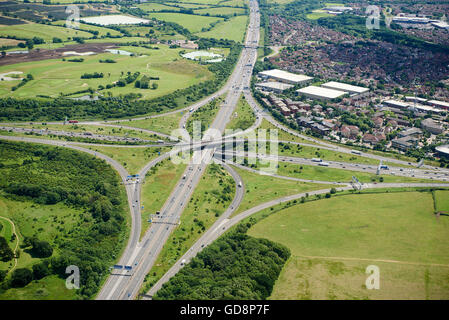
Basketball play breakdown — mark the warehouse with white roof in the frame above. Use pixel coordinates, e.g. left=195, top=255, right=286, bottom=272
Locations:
left=321, top=81, right=369, bottom=97
left=258, top=69, right=313, bottom=85
left=297, top=86, right=348, bottom=100
left=255, top=81, right=294, bottom=93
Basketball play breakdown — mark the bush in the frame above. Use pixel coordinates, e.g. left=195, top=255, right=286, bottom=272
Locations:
left=32, top=262, right=50, bottom=280
left=10, top=268, right=33, bottom=288
left=0, top=236, right=14, bottom=262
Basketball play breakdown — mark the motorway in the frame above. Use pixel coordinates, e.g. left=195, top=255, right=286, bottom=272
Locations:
left=95, top=0, right=261, bottom=300
left=1, top=0, right=449, bottom=301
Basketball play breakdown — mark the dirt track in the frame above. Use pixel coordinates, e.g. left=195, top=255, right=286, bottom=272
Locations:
left=0, top=42, right=119, bottom=66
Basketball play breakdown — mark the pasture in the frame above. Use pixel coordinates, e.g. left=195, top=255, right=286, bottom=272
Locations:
left=248, top=192, right=449, bottom=299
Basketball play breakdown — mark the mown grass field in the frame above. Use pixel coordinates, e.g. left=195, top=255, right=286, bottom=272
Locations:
left=194, top=6, right=246, bottom=16
left=125, top=112, right=184, bottom=136
left=147, top=12, right=224, bottom=33
left=140, top=163, right=235, bottom=293
left=85, top=145, right=169, bottom=175
left=226, top=95, right=256, bottom=131
left=434, top=190, right=449, bottom=212
left=231, top=165, right=330, bottom=216
left=0, top=44, right=213, bottom=99
left=140, top=159, right=187, bottom=239
left=51, top=20, right=122, bottom=37
left=196, top=15, right=248, bottom=42
left=248, top=192, right=449, bottom=299
left=0, top=23, right=92, bottom=41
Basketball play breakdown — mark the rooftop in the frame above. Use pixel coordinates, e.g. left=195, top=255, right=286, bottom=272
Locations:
left=255, top=81, right=294, bottom=91
left=259, top=69, right=313, bottom=83
left=436, top=145, right=449, bottom=156
left=297, top=86, right=348, bottom=99
left=321, top=81, right=369, bottom=94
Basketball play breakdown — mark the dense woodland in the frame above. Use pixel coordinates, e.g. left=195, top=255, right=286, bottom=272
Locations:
left=153, top=224, right=290, bottom=300
left=0, top=141, right=128, bottom=299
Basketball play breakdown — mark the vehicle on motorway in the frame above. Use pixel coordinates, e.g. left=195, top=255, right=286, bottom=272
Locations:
left=189, top=108, right=194, bottom=112
left=238, top=182, right=242, bottom=187
left=68, top=120, right=78, bottom=123
left=351, top=149, right=362, bottom=155
left=380, top=165, right=389, bottom=170
left=182, top=175, right=186, bottom=180
left=312, top=158, right=322, bottom=162
left=180, top=259, right=186, bottom=266
left=318, top=162, right=330, bottom=166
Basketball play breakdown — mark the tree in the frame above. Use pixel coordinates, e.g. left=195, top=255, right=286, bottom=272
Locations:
left=32, top=262, right=50, bottom=280
left=10, top=268, right=33, bottom=288
left=152, top=83, right=158, bottom=90
left=0, top=236, right=14, bottom=262
left=30, top=239, right=53, bottom=258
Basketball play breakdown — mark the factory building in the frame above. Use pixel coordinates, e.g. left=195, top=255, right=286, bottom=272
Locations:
left=296, top=86, right=348, bottom=101
left=258, top=69, right=313, bottom=86
left=321, top=81, right=369, bottom=98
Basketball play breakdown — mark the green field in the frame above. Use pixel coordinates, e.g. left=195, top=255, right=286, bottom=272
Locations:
left=85, top=145, right=169, bottom=175
left=434, top=190, right=449, bottom=212
left=194, top=6, right=246, bottom=16
left=186, top=95, right=223, bottom=137
left=248, top=192, right=449, bottom=299
left=0, top=45, right=213, bottom=99
left=196, top=15, right=248, bottom=42
left=124, top=112, right=184, bottom=136
left=306, top=11, right=333, bottom=20
left=141, top=163, right=235, bottom=293
left=0, top=23, right=92, bottom=41
left=148, top=12, right=224, bottom=33
left=140, top=159, right=187, bottom=239
left=231, top=165, right=329, bottom=216
left=52, top=21, right=122, bottom=37
left=226, top=95, right=256, bottom=131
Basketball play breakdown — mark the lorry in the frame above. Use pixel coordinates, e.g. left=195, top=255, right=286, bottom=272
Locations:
left=318, top=162, right=330, bottom=166
left=380, top=165, right=389, bottom=170
left=312, top=158, right=322, bottom=162
left=68, top=120, right=78, bottom=124
left=351, top=149, right=361, bottom=155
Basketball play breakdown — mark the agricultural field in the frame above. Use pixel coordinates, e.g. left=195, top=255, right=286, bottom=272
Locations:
left=0, top=44, right=213, bottom=99
left=248, top=192, right=449, bottom=299
left=141, top=163, right=235, bottom=293
left=434, top=190, right=449, bottom=212
left=196, top=15, right=248, bottom=42
left=0, top=23, right=92, bottom=41
left=51, top=20, right=122, bottom=37
left=194, top=6, right=246, bottom=16
left=147, top=12, right=224, bottom=33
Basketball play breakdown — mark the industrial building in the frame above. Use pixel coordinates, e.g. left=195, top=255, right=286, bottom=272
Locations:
left=297, top=86, right=348, bottom=101
left=427, top=100, right=449, bottom=110
left=258, top=69, right=313, bottom=86
left=255, top=81, right=294, bottom=93
left=383, top=100, right=410, bottom=109
left=321, top=81, right=369, bottom=98
left=436, top=145, right=449, bottom=158
left=421, top=118, right=444, bottom=135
